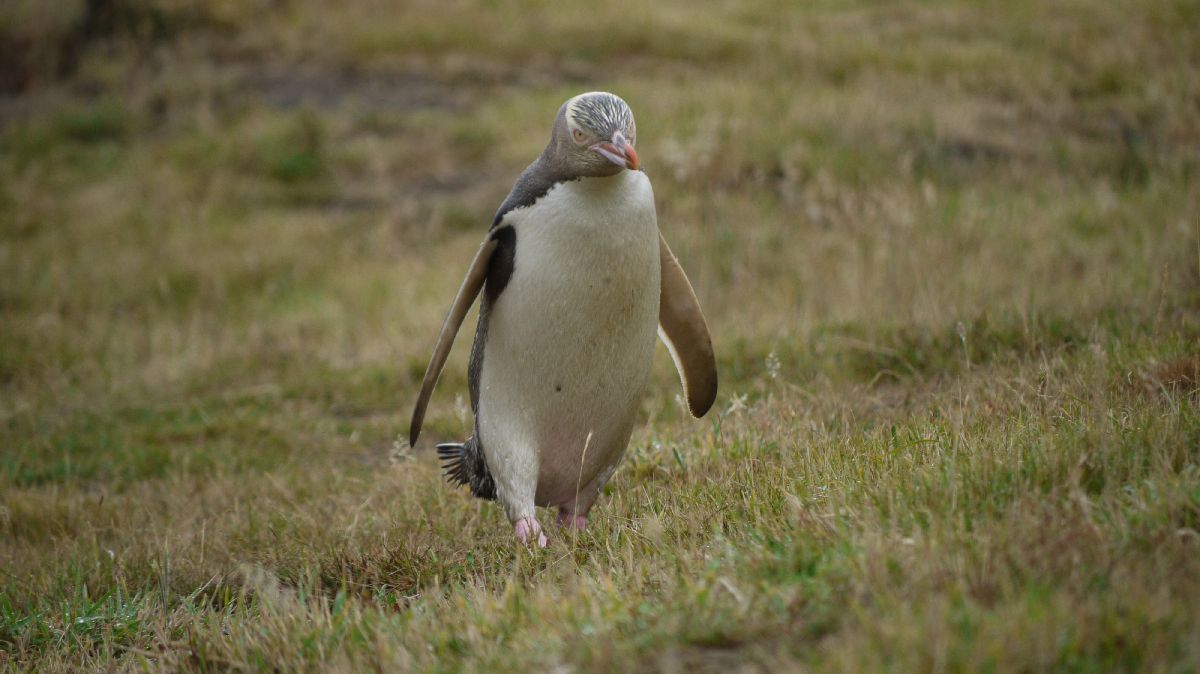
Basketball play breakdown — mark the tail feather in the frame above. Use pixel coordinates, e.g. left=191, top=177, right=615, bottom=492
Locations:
left=436, top=436, right=496, bottom=501
left=436, top=442, right=472, bottom=487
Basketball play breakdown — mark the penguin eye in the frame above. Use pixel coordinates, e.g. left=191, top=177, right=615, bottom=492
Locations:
left=571, top=128, right=588, bottom=144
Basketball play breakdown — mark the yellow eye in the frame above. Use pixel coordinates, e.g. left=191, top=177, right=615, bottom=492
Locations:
left=571, top=128, right=587, bottom=143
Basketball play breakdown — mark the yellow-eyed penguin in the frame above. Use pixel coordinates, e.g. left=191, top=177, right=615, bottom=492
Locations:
left=409, top=92, right=717, bottom=547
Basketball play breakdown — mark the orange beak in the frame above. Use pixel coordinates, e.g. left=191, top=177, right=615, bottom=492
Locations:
left=590, top=130, right=640, bottom=171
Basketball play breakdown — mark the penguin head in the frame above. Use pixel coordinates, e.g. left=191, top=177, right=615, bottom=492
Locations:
left=545, top=91, right=639, bottom=178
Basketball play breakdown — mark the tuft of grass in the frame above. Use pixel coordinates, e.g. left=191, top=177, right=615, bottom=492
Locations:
left=55, top=100, right=134, bottom=143
left=254, top=112, right=326, bottom=184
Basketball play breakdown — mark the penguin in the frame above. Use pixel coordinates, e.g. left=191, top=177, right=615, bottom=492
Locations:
left=409, top=92, right=717, bottom=547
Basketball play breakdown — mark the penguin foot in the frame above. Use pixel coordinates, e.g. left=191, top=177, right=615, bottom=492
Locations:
left=514, top=517, right=548, bottom=548
left=556, top=508, right=588, bottom=530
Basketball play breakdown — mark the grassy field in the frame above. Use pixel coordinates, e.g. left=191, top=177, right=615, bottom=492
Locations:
left=2, top=0, right=1199, bottom=670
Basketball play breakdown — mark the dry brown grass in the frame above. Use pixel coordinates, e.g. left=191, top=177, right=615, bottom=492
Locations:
left=2, top=0, right=1199, bottom=670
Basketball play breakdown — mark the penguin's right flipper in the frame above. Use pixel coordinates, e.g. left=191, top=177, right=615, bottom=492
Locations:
left=409, top=234, right=499, bottom=447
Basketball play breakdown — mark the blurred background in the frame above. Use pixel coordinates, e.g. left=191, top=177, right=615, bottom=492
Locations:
left=2, top=0, right=1198, bottom=490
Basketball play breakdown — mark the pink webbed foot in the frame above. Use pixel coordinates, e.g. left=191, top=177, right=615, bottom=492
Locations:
left=556, top=508, right=588, bottom=530
left=514, top=517, right=548, bottom=548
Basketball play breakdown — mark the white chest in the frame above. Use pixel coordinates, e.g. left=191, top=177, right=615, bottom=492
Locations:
left=496, top=170, right=660, bottom=355
left=503, top=170, right=659, bottom=295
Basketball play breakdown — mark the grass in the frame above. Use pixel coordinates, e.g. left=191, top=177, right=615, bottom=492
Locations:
left=1, top=0, right=1199, bottom=670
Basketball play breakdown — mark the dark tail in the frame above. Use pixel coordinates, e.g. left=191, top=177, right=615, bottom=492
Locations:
left=436, top=436, right=496, bottom=501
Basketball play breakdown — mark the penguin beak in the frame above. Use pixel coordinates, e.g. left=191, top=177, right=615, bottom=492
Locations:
left=590, top=130, right=640, bottom=171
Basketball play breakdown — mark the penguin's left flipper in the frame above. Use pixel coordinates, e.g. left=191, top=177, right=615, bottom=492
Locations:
left=657, top=232, right=718, bottom=418
left=409, top=233, right=499, bottom=447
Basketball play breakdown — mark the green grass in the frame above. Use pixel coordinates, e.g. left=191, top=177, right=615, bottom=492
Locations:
left=2, top=0, right=1199, bottom=670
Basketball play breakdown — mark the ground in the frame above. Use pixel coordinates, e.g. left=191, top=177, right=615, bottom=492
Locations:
left=1, top=0, right=1199, bottom=671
